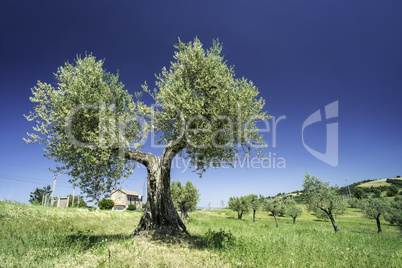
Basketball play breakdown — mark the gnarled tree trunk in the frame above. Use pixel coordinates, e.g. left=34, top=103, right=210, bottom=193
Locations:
left=127, top=147, right=188, bottom=236
left=375, top=216, right=382, bottom=233
left=274, top=213, right=279, bottom=229
left=321, top=207, right=339, bottom=233
left=238, top=211, right=243, bottom=220
left=180, top=204, right=189, bottom=220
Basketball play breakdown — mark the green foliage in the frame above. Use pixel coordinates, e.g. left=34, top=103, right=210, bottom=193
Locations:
left=228, top=196, right=250, bottom=219
left=201, top=228, right=235, bottom=249
left=148, top=38, right=269, bottom=175
left=284, top=199, right=303, bottom=223
left=127, top=204, right=137, bottom=211
left=246, top=194, right=262, bottom=223
left=29, top=185, right=52, bottom=204
left=386, top=185, right=399, bottom=197
left=386, top=178, right=402, bottom=187
left=170, top=180, right=200, bottom=219
left=24, top=54, right=150, bottom=202
left=303, top=173, right=347, bottom=218
left=246, top=194, right=262, bottom=212
left=263, top=197, right=284, bottom=228
left=263, top=197, right=284, bottom=216
left=353, top=187, right=366, bottom=199
left=347, top=199, right=359, bottom=209
left=98, top=199, right=114, bottom=210
left=361, top=198, right=389, bottom=219
left=142, top=202, right=147, bottom=209
left=373, top=188, right=382, bottom=198
left=384, top=196, right=402, bottom=226
left=360, top=198, right=390, bottom=233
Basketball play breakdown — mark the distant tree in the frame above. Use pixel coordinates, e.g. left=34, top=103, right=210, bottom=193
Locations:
left=361, top=198, right=390, bottom=233
left=303, top=173, right=347, bottom=233
left=263, top=197, right=284, bottom=229
left=386, top=185, right=399, bottom=197
left=246, top=194, right=262, bottom=224
left=98, top=199, right=114, bottom=210
left=78, top=198, right=87, bottom=208
left=396, top=175, right=400, bottom=178
left=384, top=196, right=402, bottom=227
left=67, top=194, right=87, bottom=207
left=170, top=180, right=200, bottom=220
left=284, top=199, right=303, bottom=224
left=29, top=185, right=52, bottom=205
left=372, top=188, right=381, bottom=198
left=353, top=187, right=366, bottom=199
left=228, top=196, right=250, bottom=220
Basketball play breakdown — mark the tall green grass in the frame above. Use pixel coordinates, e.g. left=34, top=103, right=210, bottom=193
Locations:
left=0, top=200, right=400, bottom=267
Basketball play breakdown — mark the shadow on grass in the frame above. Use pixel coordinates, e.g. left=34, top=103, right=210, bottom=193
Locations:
left=60, top=232, right=132, bottom=250
left=189, top=228, right=236, bottom=250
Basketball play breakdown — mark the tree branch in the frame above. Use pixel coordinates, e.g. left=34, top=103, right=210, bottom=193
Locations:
left=124, top=150, right=156, bottom=168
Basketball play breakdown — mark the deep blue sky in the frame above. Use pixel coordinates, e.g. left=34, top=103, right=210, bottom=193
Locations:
left=1, top=0, right=401, bottom=207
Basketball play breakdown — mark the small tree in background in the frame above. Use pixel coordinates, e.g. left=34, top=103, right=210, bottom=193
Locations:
left=284, top=199, right=303, bottom=224
left=386, top=185, right=399, bottom=197
left=228, top=196, right=250, bottom=220
left=98, top=199, right=114, bottom=210
left=170, top=180, right=200, bottom=220
left=353, top=187, right=366, bottom=199
left=246, top=194, right=262, bottom=224
left=361, top=198, right=390, bottom=233
left=384, top=196, right=402, bottom=227
left=29, top=185, right=52, bottom=205
left=303, top=173, right=347, bottom=233
left=373, top=188, right=382, bottom=198
left=263, top=197, right=283, bottom=229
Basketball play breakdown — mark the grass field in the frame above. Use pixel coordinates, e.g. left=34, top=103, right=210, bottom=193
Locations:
left=0, top=201, right=401, bottom=267
left=358, top=178, right=402, bottom=188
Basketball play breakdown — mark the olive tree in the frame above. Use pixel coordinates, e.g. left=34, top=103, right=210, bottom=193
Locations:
left=361, top=198, right=390, bottom=233
left=384, top=196, right=402, bottom=227
left=24, top=38, right=268, bottom=236
left=171, top=180, right=200, bottom=220
left=284, top=198, right=303, bottom=224
left=263, top=197, right=283, bottom=229
left=228, top=196, right=250, bottom=220
left=303, top=173, right=347, bottom=233
left=29, top=185, right=52, bottom=205
left=246, top=194, right=262, bottom=224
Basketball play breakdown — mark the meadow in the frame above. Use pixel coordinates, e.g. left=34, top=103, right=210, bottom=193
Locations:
left=0, top=200, right=400, bottom=267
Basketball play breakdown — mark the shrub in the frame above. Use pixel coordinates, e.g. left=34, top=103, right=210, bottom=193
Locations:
left=373, top=188, right=382, bottom=198
left=142, top=202, right=147, bottom=209
left=127, top=204, right=136, bottom=211
left=386, top=185, right=399, bottom=197
left=98, top=199, right=114, bottom=210
left=348, top=199, right=363, bottom=209
left=203, top=228, right=235, bottom=249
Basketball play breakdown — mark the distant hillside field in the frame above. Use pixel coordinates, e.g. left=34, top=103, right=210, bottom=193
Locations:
left=357, top=178, right=402, bottom=188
